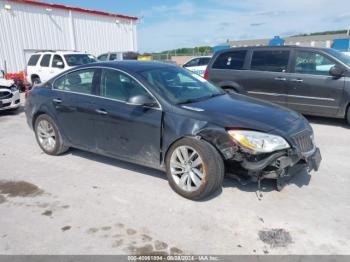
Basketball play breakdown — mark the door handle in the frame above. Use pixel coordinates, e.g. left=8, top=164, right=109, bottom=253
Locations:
left=52, top=98, right=62, bottom=104
left=95, top=109, right=108, bottom=115
left=274, top=77, right=287, bottom=81
left=290, top=79, right=304, bottom=83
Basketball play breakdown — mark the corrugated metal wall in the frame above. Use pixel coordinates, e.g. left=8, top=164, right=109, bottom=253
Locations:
left=0, top=0, right=137, bottom=72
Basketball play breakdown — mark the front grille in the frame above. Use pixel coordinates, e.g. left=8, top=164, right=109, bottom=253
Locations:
left=293, top=131, right=314, bottom=153
left=0, top=102, right=11, bottom=108
left=0, top=91, right=12, bottom=99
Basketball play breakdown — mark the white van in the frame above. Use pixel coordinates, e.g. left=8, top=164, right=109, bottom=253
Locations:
left=26, top=51, right=97, bottom=84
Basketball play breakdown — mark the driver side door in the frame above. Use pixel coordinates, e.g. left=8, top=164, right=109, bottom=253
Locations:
left=287, top=49, right=345, bottom=116
left=92, top=68, right=163, bottom=168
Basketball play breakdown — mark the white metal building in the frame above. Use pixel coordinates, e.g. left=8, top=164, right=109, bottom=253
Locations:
left=0, top=0, right=138, bottom=73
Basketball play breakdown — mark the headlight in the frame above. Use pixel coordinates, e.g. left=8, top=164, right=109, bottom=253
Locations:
left=228, top=130, right=290, bottom=154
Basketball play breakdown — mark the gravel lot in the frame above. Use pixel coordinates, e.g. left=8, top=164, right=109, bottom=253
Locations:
left=0, top=97, right=350, bottom=255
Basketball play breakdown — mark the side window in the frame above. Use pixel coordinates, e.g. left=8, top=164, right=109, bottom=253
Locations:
left=28, top=55, right=40, bottom=66
left=109, top=53, right=117, bottom=61
left=40, top=54, right=51, bottom=67
left=294, top=51, right=336, bottom=75
left=184, top=58, right=199, bottom=68
left=98, top=54, right=108, bottom=61
left=100, top=69, right=150, bottom=102
left=53, top=69, right=95, bottom=95
left=198, top=57, right=211, bottom=66
left=52, top=55, right=65, bottom=69
left=251, top=50, right=289, bottom=72
left=212, top=51, right=247, bottom=70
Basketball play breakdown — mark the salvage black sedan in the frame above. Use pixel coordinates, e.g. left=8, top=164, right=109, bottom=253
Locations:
left=25, top=61, right=321, bottom=200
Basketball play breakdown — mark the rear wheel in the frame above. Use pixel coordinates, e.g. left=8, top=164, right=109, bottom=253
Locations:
left=165, top=137, right=224, bottom=200
left=223, top=87, right=237, bottom=94
left=34, top=114, right=69, bottom=155
left=346, top=106, right=350, bottom=125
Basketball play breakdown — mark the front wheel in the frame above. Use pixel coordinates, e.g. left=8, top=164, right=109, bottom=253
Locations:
left=165, top=137, right=224, bottom=200
left=34, top=114, right=69, bottom=155
left=346, top=106, right=350, bottom=125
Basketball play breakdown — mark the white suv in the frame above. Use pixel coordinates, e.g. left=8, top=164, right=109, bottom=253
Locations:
left=26, top=51, right=97, bottom=84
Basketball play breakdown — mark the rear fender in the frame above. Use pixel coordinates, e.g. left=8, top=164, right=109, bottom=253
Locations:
left=217, top=80, right=245, bottom=94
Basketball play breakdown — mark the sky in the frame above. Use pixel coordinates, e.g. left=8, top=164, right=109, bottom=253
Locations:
left=42, top=0, right=350, bottom=53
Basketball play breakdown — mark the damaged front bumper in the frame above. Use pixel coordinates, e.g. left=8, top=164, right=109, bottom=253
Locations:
left=227, top=145, right=321, bottom=186
left=0, top=89, right=20, bottom=111
left=242, top=147, right=321, bottom=178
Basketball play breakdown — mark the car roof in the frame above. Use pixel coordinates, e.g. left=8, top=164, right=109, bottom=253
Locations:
left=79, top=60, right=177, bottom=72
left=216, top=45, right=332, bottom=54
left=34, top=51, right=92, bottom=55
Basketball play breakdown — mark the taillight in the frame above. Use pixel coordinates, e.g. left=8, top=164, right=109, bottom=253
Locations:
left=25, top=91, right=32, bottom=99
left=204, top=69, right=209, bottom=79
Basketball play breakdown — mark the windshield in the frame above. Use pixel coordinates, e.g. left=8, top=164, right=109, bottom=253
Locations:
left=140, top=67, right=224, bottom=104
left=324, top=48, right=350, bottom=66
left=64, top=54, right=97, bottom=66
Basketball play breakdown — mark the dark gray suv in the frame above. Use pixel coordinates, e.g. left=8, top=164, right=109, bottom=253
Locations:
left=205, top=46, right=350, bottom=124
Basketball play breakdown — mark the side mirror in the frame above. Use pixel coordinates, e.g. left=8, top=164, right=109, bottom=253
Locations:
left=329, top=66, right=343, bottom=78
left=128, top=94, right=157, bottom=107
left=56, top=61, right=64, bottom=68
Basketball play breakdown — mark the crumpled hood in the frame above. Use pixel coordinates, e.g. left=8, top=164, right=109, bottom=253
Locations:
left=185, top=93, right=302, bottom=133
left=0, top=78, right=14, bottom=88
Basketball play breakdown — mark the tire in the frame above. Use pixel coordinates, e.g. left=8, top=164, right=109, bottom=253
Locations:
left=223, top=87, right=237, bottom=94
left=165, top=137, right=224, bottom=200
left=34, top=114, right=69, bottom=155
left=346, top=106, right=350, bottom=125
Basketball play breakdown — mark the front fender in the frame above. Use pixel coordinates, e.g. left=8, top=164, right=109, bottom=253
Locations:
left=161, top=112, right=235, bottom=165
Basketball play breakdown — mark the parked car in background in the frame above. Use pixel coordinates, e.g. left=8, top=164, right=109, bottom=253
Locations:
left=97, top=51, right=139, bottom=61
left=0, top=70, right=20, bottom=111
left=26, top=51, right=97, bottom=85
left=25, top=61, right=321, bottom=200
left=205, top=46, right=350, bottom=124
left=183, top=56, right=211, bottom=77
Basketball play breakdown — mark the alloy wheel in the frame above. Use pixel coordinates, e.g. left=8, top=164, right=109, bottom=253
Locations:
left=170, top=146, right=204, bottom=192
left=36, top=119, right=56, bottom=151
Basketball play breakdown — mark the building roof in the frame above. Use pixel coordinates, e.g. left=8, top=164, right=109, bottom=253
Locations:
left=10, top=0, right=138, bottom=20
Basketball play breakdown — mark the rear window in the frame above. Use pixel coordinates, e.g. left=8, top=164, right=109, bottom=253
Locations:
left=251, top=50, right=290, bottom=72
left=198, top=57, right=211, bottom=66
left=28, top=55, right=41, bottom=66
left=212, top=51, right=247, bottom=70
left=40, top=54, right=51, bottom=67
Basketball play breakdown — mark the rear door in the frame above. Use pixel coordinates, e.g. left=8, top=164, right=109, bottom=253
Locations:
left=38, top=54, right=52, bottom=82
left=243, top=49, right=291, bottom=106
left=287, top=49, right=345, bottom=116
left=52, top=68, right=99, bottom=149
left=92, top=68, right=162, bottom=167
